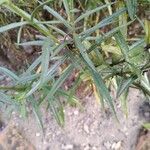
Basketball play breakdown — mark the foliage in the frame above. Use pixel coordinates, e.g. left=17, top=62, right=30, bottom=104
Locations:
left=0, top=0, right=150, bottom=127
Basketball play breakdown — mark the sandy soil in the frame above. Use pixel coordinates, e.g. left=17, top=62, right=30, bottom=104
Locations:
left=0, top=87, right=148, bottom=150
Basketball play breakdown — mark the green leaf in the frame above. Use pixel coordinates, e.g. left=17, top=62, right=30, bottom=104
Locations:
left=114, top=31, right=129, bottom=62
left=75, top=2, right=115, bottom=23
left=145, top=20, right=150, bottom=44
left=17, top=40, right=44, bottom=46
left=74, top=35, right=117, bottom=117
left=18, top=74, right=39, bottom=84
left=40, top=38, right=55, bottom=84
left=68, top=74, right=82, bottom=104
left=29, top=96, right=43, bottom=130
left=26, top=58, right=66, bottom=97
left=22, top=56, right=42, bottom=76
left=47, top=24, right=67, bottom=36
left=0, top=67, right=19, bottom=81
left=63, top=0, right=71, bottom=21
left=80, top=8, right=126, bottom=37
left=117, top=75, right=137, bottom=98
left=118, top=1, right=127, bottom=39
left=49, top=99, right=65, bottom=126
left=3, top=2, right=57, bottom=41
left=126, top=0, right=137, bottom=20
left=0, top=92, right=14, bottom=104
left=43, top=5, right=72, bottom=30
left=0, top=21, right=27, bottom=33
left=45, top=64, right=74, bottom=100
left=141, top=74, right=150, bottom=95
left=20, top=103, right=27, bottom=119
left=17, top=24, right=23, bottom=44
left=87, top=20, right=133, bottom=53
left=31, top=0, right=53, bottom=21
left=120, top=88, right=129, bottom=118
left=143, top=123, right=150, bottom=130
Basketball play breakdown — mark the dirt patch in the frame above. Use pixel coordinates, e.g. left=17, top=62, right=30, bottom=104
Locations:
left=0, top=88, right=149, bottom=150
left=0, top=125, right=35, bottom=150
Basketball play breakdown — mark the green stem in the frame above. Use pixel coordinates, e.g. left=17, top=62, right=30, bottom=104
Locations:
left=3, top=1, right=58, bottom=43
left=0, top=85, right=28, bottom=91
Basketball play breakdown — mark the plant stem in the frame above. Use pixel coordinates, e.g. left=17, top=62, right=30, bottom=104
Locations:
left=0, top=85, right=28, bottom=91
left=3, top=1, right=58, bottom=43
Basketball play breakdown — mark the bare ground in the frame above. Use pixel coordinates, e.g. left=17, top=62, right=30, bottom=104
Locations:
left=0, top=87, right=149, bottom=150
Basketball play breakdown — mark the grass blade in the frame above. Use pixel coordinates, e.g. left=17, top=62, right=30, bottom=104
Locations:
left=29, top=96, right=43, bottom=130
left=45, top=65, right=74, bottom=100
left=0, top=21, right=27, bottom=33
left=49, top=99, right=65, bottom=126
left=31, top=0, right=53, bottom=21
left=17, top=40, right=44, bottom=46
left=63, top=0, right=71, bottom=21
left=43, top=5, right=72, bottom=30
left=0, top=67, right=19, bottom=81
left=126, top=0, right=137, bottom=20
left=114, top=31, right=129, bottom=62
left=117, top=75, right=137, bottom=98
left=0, top=92, right=14, bottom=104
left=40, top=38, right=55, bottom=84
left=120, top=88, right=129, bottom=118
left=74, top=35, right=117, bottom=117
left=75, top=2, right=115, bottom=23
left=80, top=8, right=126, bottom=37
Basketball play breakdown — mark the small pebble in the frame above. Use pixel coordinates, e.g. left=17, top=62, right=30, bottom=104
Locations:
left=61, top=144, right=73, bottom=150
left=74, top=110, right=79, bottom=115
left=92, top=146, right=97, bottom=150
left=112, top=141, right=122, bottom=150
left=83, top=124, right=89, bottom=134
left=104, top=141, right=111, bottom=149
left=35, top=133, right=40, bottom=137
left=115, top=141, right=122, bottom=149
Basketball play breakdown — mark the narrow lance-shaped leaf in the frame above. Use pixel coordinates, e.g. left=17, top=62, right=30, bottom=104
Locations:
left=49, top=99, right=65, bottom=126
left=3, top=2, right=57, bottom=42
left=63, top=0, right=71, bottom=21
left=126, top=0, right=137, bottom=20
left=47, top=24, right=67, bottom=36
left=18, top=74, right=39, bottom=84
left=75, top=2, right=116, bottom=23
left=87, top=20, right=133, bottom=53
left=19, top=55, right=42, bottom=82
left=43, top=5, right=72, bottom=30
left=0, top=67, right=19, bottom=81
left=17, top=40, right=44, bottom=46
left=114, top=31, right=129, bottom=62
left=45, top=64, right=74, bottom=100
left=118, top=1, right=127, bottom=39
left=40, top=38, right=55, bottom=84
left=145, top=20, right=150, bottom=44
left=29, top=96, right=44, bottom=130
left=117, top=75, right=137, bottom=98
left=74, top=35, right=117, bottom=117
left=25, top=59, right=63, bottom=97
left=120, top=88, right=129, bottom=118
left=80, top=8, right=126, bottom=37
left=31, top=0, right=53, bottom=21
left=0, top=21, right=27, bottom=33
left=0, top=92, right=14, bottom=104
